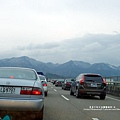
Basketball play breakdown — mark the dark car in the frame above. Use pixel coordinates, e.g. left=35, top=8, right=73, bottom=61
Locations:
left=55, top=79, right=64, bottom=87
left=53, top=80, right=57, bottom=85
left=62, top=78, right=72, bottom=90
left=70, top=73, right=106, bottom=100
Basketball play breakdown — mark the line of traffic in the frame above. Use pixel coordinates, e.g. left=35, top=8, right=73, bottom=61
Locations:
left=51, top=84, right=120, bottom=120
left=51, top=83, right=120, bottom=102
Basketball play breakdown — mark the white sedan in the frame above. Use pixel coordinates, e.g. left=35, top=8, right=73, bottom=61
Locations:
left=0, top=67, right=44, bottom=120
left=38, top=75, right=48, bottom=96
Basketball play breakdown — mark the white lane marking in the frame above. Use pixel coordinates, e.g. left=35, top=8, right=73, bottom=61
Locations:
left=61, top=95, right=69, bottom=101
left=54, top=89, right=57, bottom=91
left=106, top=96, right=120, bottom=102
left=92, top=118, right=99, bottom=120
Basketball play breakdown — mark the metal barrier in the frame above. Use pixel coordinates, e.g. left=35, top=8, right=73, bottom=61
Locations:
left=103, top=76, right=120, bottom=97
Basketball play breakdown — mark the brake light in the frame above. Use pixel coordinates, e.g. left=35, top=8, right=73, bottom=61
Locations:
left=20, top=88, right=42, bottom=95
left=43, top=83, right=47, bottom=86
left=66, top=82, right=70, bottom=85
left=102, top=78, right=106, bottom=85
left=32, top=88, right=42, bottom=95
left=80, top=77, right=84, bottom=85
left=10, top=76, right=14, bottom=79
left=20, top=90, right=31, bottom=95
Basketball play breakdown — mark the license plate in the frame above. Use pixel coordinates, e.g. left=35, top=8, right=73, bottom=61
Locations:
left=91, top=83, right=97, bottom=87
left=0, top=87, right=16, bottom=94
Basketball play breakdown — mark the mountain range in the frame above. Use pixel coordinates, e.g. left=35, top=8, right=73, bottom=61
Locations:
left=0, top=56, right=120, bottom=78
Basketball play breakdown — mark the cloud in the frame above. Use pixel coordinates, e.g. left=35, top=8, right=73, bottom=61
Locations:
left=1, top=0, right=120, bottom=45
left=82, top=42, right=103, bottom=52
left=0, top=0, right=120, bottom=66
left=3, top=33, right=118, bottom=66
left=17, top=42, right=59, bottom=50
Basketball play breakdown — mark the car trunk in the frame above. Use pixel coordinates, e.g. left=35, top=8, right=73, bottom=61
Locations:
left=0, top=78, right=36, bottom=98
left=82, top=75, right=105, bottom=90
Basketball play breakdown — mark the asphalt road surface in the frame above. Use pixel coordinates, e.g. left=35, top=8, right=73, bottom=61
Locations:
left=43, top=82, right=120, bottom=120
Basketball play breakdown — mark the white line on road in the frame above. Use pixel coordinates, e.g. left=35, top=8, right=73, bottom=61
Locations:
left=54, top=89, right=57, bottom=91
left=61, top=95, right=69, bottom=101
left=92, top=118, right=99, bottom=120
left=107, top=96, right=120, bottom=102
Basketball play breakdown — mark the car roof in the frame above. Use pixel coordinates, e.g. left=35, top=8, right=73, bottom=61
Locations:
left=38, top=75, right=47, bottom=80
left=80, top=73, right=100, bottom=76
left=38, top=75, right=46, bottom=77
left=0, top=67, right=35, bottom=71
left=76, top=73, right=101, bottom=77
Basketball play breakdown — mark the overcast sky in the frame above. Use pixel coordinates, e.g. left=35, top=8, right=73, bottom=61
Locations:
left=0, top=0, right=120, bottom=66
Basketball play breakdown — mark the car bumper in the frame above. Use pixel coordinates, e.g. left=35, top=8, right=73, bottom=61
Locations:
left=79, top=89, right=106, bottom=96
left=55, top=84, right=62, bottom=86
left=65, top=84, right=71, bottom=88
left=0, top=108, right=44, bottom=120
left=43, top=87, right=48, bottom=92
left=0, top=98, right=44, bottom=111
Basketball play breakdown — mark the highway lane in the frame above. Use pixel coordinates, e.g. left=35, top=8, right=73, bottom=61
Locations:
left=43, top=82, right=120, bottom=120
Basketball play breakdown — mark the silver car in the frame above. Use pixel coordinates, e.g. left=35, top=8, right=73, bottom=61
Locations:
left=38, top=75, right=48, bottom=96
left=0, top=67, right=44, bottom=120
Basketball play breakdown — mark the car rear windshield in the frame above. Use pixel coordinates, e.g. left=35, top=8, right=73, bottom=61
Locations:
left=66, top=79, right=72, bottom=82
left=39, top=76, right=46, bottom=80
left=41, top=80, right=47, bottom=84
left=0, top=68, right=37, bottom=80
left=84, top=75, right=103, bottom=82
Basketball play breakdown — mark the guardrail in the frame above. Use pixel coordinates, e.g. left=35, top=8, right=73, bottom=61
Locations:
left=103, top=76, right=120, bottom=97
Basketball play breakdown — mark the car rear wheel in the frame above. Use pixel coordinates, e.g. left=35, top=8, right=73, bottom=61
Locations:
left=100, top=95, right=106, bottom=100
left=45, top=92, right=47, bottom=96
left=64, top=87, right=66, bottom=90
left=35, top=107, right=44, bottom=120
left=76, top=89, right=80, bottom=98
left=70, top=88, right=74, bottom=95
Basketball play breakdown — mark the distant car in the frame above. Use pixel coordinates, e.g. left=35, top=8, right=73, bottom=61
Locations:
left=55, top=79, right=64, bottom=87
left=37, top=71, right=44, bottom=76
left=38, top=75, right=47, bottom=82
left=38, top=75, right=48, bottom=96
left=62, top=78, right=72, bottom=90
left=53, top=80, right=57, bottom=85
left=70, top=73, right=106, bottom=100
left=0, top=67, right=44, bottom=120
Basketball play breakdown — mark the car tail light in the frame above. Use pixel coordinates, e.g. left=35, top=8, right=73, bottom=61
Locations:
left=10, top=76, right=14, bottom=79
left=80, top=77, right=84, bottom=85
left=66, top=82, right=70, bottom=85
left=20, top=90, right=32, bottom=95
left=102, top=78, right=106, bottom=85
left=31, top=88, right=42, bottom=95
left=43, top=83, right=47, bottom=86
left=20, top=87, right=42, bottom=95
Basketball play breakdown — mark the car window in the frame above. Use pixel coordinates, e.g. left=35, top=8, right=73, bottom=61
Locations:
left=39, top=76, right=46, bottom=80
left=0, top=68, right=37, bottom=80
left=66, top=79, right=72, bottom=82
left=41, top=80, right=47, bottom=84
left=84, top=75, right=103, bottom=82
